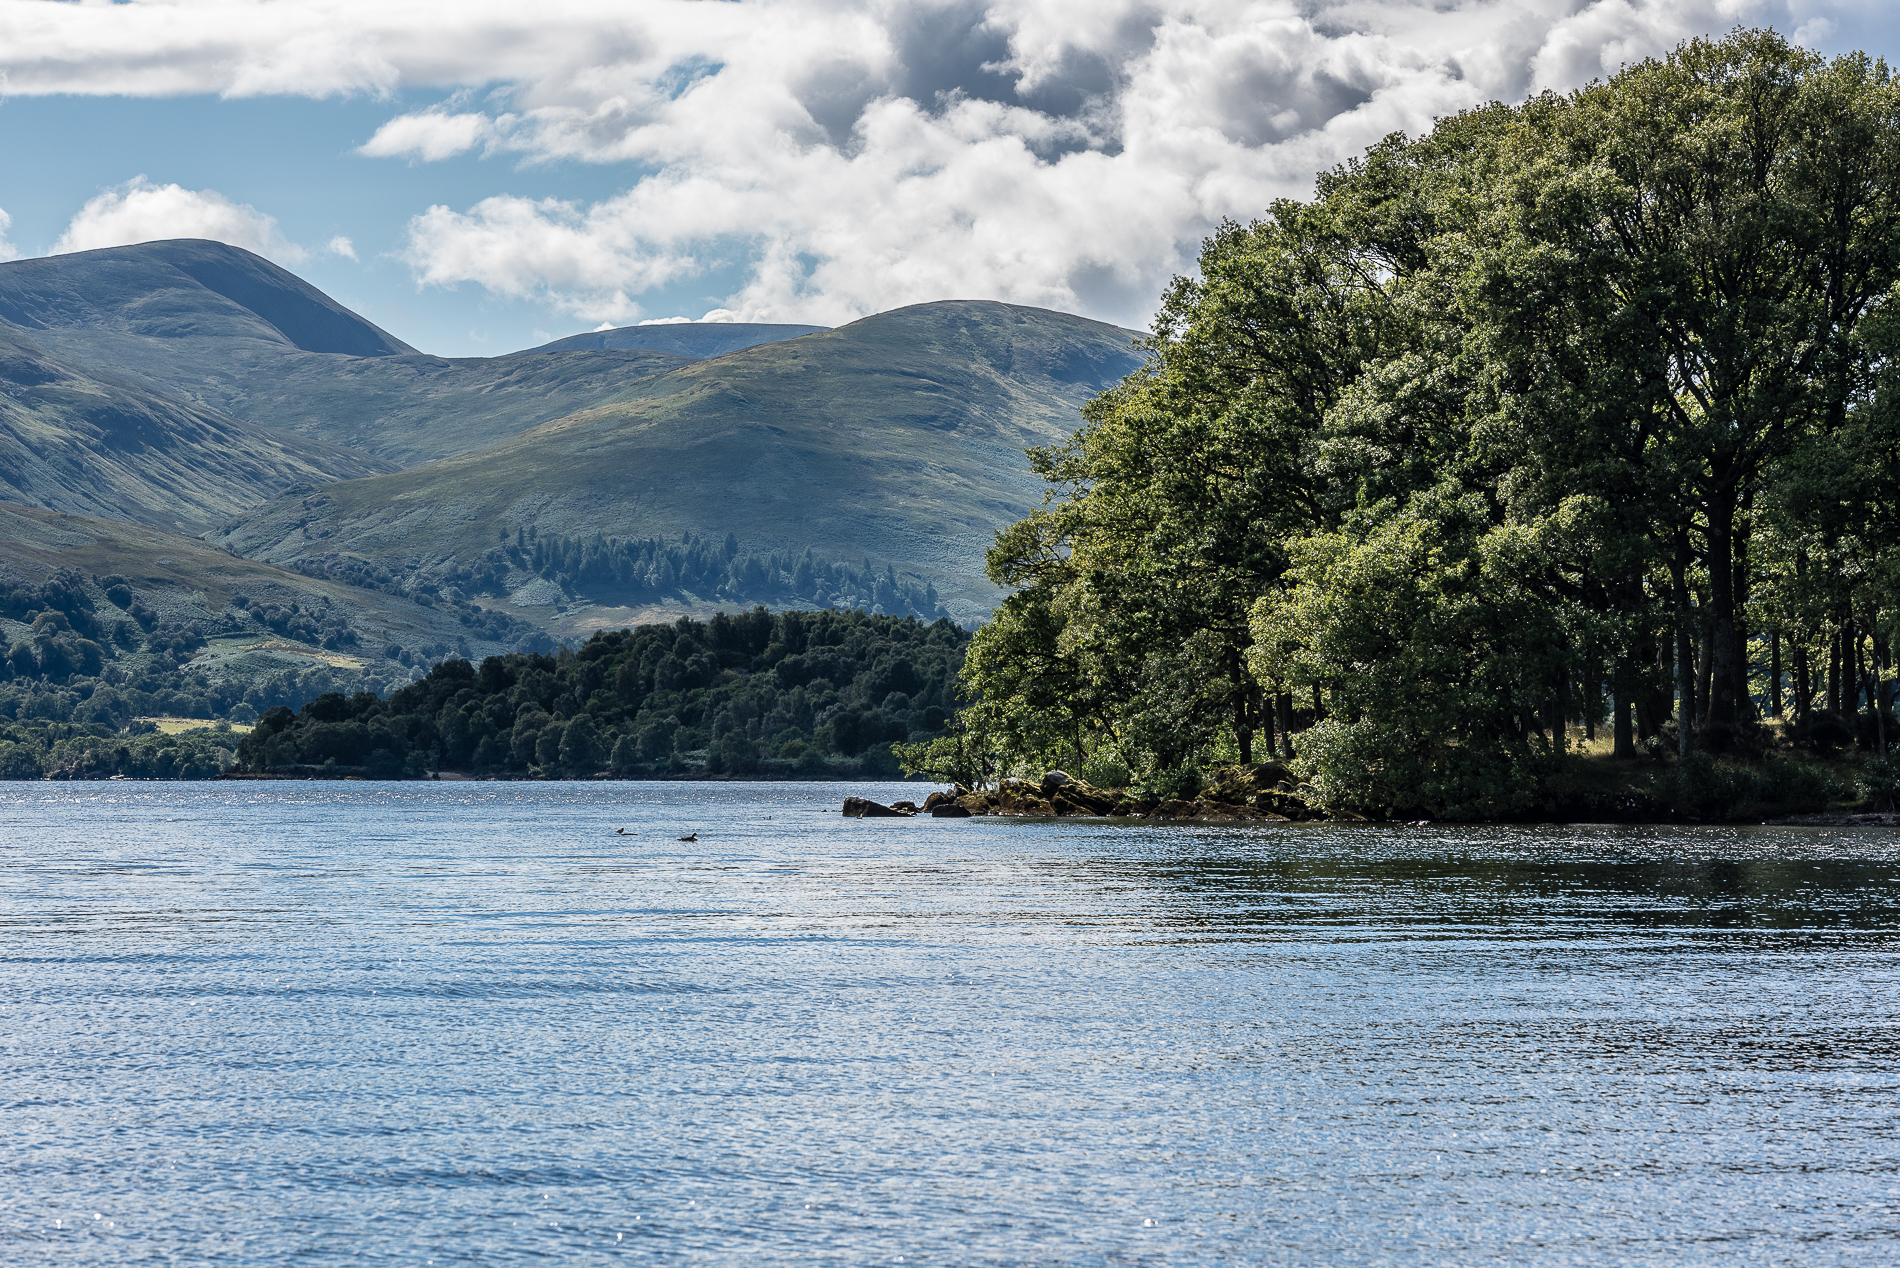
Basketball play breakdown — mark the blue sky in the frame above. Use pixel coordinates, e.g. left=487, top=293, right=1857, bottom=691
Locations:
left=0, top=0, right=1893, bottom=359
left=0, top=90, right=749, bottom=354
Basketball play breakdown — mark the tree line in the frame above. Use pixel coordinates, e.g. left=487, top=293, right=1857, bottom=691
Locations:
left=430, top=528, right=950, bottom=620
left=234, top=608, right=967, bottom=780
left=946, top=30, right=1900, bottom=818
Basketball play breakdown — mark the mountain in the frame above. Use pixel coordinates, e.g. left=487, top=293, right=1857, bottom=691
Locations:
left=0, top=238, right=415, bottom=356
left=214, top=301, right=1146, bottom=620
left=522, top=322, right=828, bottom=358
left=0, top=501, right=547, bottom=687
left=0, top=240, right=693, bottom=467
left=0, top=322, right=389, bottom=533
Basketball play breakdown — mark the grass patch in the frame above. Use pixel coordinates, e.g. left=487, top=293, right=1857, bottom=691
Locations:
left=138, top=717, right=254, bottom=736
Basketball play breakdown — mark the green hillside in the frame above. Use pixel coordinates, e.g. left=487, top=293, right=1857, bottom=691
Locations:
left=523, top=322, right=827, bottom=357
left=214, top=301, right=1146, bottom=620
left=0, top=240, right=693, bottom=466
left=0, top=237, right=415, bottom=355
left=0, top=323, right=389, bottom=532
left=0, top=501, right=545, bottom=668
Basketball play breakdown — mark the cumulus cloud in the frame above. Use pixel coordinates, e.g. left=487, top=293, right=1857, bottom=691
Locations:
left=0, top=0, right=1878, bottom=326
left=0, top=208, right=20, bottom=263
left=328, top=235, right=358, bottom=258
left=360, top=108, right=503, bottom=161
left=52, top=177, right=306, bottom=262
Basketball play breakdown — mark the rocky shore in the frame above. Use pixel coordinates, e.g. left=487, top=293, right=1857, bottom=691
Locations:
left=844, top=765, right=1336, bottom=822
left=842, top=767, right=1900, bottom=826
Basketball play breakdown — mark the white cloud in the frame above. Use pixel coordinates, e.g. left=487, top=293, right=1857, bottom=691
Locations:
left=593, top=320, right=617, bottom=330
left=0, top=0, right=1882, bottom=327
left=359, top=109, right=503, bottom=161
left=52, top=177, right=305, bottom=262
left=0, top=208, right=19, bottom=263
left=328, top=235, right=358, bottom=258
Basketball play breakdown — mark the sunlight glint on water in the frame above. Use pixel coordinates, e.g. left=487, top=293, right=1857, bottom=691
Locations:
left=3, top=781, right=1898, bottom=1264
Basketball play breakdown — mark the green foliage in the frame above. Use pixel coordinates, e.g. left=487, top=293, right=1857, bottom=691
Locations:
left=1249, top=498, right=1581, bottom=818
left=1857, top=758, right=1899, bottom=810
left=962, top=28, right=1900, bottom=819
left=235, top=609, right=968, bottom=780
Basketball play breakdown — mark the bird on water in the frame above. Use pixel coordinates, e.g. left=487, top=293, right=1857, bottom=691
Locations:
left=678, top=832, right=698, bottom=842
left=615, top=827, right=635, bottom=835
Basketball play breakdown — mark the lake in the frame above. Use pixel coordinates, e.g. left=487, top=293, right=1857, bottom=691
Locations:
left=4, top=781, right=1898, bottom=1264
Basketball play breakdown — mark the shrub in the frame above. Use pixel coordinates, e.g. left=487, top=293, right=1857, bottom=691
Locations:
left=1673, top=752, right=1761, bottom=821
left=1857, top=758, right=1899, bottom=811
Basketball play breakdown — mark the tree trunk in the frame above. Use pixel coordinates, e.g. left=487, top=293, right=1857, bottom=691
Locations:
left=1704, top=487, right=1740, bottom=750
left=1849, top=625, right=1860, bottom=714
left=1585, top=657, right=1600, bottom=743
left=1612, top=646, right=1635, bottom=759
left=1792, top=636, right=1808, bottom=723
left=1697, top=615, right=1714, bottom=730
left=1829, top=626, right=1842, bottom=716
left=1770, top=629, right=1782, bottom=719
left=1259, top=684, right=1276, bottom=760
left=1732, top=524, right=1752, bottom=723
left=1671, top=543, right=1694, bottom=760
left=1277, top=692, right=1294, bottom=752
left=1227, top=646, right=1253, bottom=765
left=1876, top=632, right=1891, bottom=761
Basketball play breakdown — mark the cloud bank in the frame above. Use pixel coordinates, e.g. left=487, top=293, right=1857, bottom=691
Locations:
left=1, top=0, right=1882, bottom=326
left=52, top=177, right=306, bottom=262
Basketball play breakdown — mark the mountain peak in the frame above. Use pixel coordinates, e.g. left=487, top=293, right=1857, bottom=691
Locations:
left=0, top=239, right=415, bottom=357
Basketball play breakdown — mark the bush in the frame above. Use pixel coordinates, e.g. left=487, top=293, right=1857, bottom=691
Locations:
left=1790, top=711, right=1856, bottom=752
left=1857, top=758, right=1899, bottom=811
left=1756, top=755, right=1839, bottom=813
left=1673, top=752, right=1762, bottom=821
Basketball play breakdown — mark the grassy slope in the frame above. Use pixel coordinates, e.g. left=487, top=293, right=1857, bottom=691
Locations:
left=0, top=238, right=695, bottom=467
left=0, top=323, right=390, bottom=533
left=0, top=501, right=524, bottom=664
left=214, top=301, right=1145, bottom=619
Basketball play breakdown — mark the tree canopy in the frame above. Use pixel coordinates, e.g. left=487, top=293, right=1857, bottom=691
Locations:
left=958, top=29, right=1900, bottom=818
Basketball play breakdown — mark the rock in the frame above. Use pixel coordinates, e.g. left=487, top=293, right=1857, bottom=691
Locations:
left=930, top=803, right=972, bottom=818
left=922, top=791, right=951, bottom=811
left=842, top=796, right=912, bottom=818
left=956, top=793, right=993, bottom=815
left=1040, top=770, right=1073, bottom=798
left=1055, top=780, right=1118, bottom=815
left=889, top=800, right=921, bottom=814
left=1151, top=798, right=1197, bottom=819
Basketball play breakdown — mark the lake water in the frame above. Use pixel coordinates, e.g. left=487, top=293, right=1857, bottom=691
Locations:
left=4, top=782, right=1899, bottom=1265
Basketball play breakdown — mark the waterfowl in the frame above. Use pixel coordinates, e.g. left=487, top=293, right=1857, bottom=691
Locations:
left=678, top=832, right=698, bottom=842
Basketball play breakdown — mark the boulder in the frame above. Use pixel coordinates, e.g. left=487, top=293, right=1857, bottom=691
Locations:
left=1040, top=770, right=1073, bottom=798
left=930, top=803, right=972, bottom=818
left=1056, top=780, right=1119, bottom=815
left=922, top=791, right=951, bottom=811
left=889, top=800, right=921, bottom=814
left=995, top=777, right=1053, bottom=815
left=842, top=796, right=912, bottom=818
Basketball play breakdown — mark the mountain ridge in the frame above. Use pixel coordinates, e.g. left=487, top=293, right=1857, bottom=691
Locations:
left=214, top=300, right=1145, bottom=619
left=522, top=322, right=829, bottom=358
